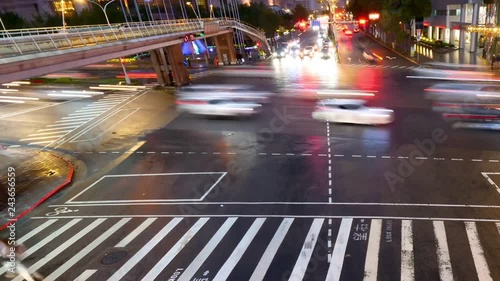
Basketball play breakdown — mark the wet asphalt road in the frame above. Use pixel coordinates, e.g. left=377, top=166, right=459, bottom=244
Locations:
left=5, top=28, right=500, bottom=281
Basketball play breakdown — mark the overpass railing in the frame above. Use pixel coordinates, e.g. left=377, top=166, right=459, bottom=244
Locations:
left=0, top=18, right=270, bottom=58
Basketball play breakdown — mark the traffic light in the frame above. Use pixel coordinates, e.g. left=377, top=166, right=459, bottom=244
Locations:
left=198, top=32, right=205, bottom=37
left=256, top=42, right=260, bottom=48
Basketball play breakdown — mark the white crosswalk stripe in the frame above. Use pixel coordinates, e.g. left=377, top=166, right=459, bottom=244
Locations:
left=363, top=219, right=382, bottom=281
left=433, top=221, right=454, bottom=281
left=12, top=217, right=500, bottom=281
left=289, top=218, right=324, bottom=281
left=19, top=93, right=137, bottom=147
left=401, top=220, right=415, bottom=281
left=465, top=222, right=494, bottom=281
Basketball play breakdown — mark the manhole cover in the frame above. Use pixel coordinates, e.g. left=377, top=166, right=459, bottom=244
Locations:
left=101, top=251, right=127, bottom=265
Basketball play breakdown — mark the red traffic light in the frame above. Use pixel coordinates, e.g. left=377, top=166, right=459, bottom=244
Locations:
left=256, top=42, right=260, bottom=47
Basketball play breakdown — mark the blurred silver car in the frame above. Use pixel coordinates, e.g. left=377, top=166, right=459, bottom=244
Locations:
left=176, top=97, right=262, bottom=117
left=312, top=99, right=394, bottom=125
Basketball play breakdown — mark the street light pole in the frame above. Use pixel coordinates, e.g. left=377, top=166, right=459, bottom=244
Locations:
left=85, top=0, right=117, bottom=26
left=61, top=0, right=66, bottom=30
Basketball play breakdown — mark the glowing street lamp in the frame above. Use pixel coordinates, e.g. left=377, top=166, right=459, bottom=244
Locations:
left=186, top=1, right=200, bottom=20
left=369, top=13, right=380, bottom=20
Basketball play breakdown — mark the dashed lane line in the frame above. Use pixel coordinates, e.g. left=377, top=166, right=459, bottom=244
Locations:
left=65, top=150, right=500, bottom=163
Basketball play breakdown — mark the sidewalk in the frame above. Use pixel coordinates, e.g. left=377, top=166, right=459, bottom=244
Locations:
left=365, top=31, right=490, bottom=67
left=0, top=147, right=74, bottom=230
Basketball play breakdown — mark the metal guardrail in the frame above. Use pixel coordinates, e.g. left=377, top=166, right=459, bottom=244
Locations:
left=0, top=18, right=269, bottom=58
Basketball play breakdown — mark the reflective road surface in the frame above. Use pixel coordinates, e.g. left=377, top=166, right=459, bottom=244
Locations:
left=4, top=28, right=500, bottom=281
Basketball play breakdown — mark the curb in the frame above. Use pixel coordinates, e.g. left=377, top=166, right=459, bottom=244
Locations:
left=0, top=153, right=74, bottom=232
left=363, top=32, right=420, bottom=65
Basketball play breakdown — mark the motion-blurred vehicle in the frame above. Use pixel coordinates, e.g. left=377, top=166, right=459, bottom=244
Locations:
left=345, top=30, right=353, bottom=36
left=177, top=84, right=270, bottom=103
left=300, top=46, right=315, bottom=58
left=312, top=99, right=394, bottom=125
left=425, top=83, right=500, bottom=125
left=353, top=28, right=360, bottom=33
left=176, top=97, right=263, bottom=117
left=274, top=47, right=287, bottom=59
left=342, top=25, right=348, bottom=31
left=320, top=46, right=331, bottom=59
left=363, top=50, right=382, bottom=63
left=289, top=46, right=301, bottom=57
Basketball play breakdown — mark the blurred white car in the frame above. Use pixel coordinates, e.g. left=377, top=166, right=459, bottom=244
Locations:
left=176, top=97, right=262, bottom=117
left=312, top=99, right=394, bottom=125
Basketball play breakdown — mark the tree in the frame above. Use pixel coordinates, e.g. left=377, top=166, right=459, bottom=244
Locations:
left=292, top=4, right=309, bottom=22
left=385, top=0, right=432, bottom=23
left=238, top=3, right=285, bottom=37
left=347, top=0, right=383, bottom=19
left=0, top=12, right=27, bottom=29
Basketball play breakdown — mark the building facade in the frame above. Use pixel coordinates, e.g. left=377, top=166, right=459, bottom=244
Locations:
left=0, top=0, right=56, bottom=19
left=423, top=0, right=498, bottom=54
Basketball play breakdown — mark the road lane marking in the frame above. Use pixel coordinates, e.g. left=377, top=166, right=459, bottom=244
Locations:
left=213, top=218, right=266, bottom=281
left=142, top=218, right=209, bottom=281
left=107, top=218, right=182, bottom=281
left=401, top=220, right=415, bottom=281
left=481, top=173, right=500, bottom=194
left=289, top=218, right=324, bottom=281
left=178, top=218, right=238, bottom=281
left=21, top=135, right=66, bottom=141
left=465, top=222, right=493, bottom=281
left=0, top=219, right=75, bottom=276
left=326, top=218, right=352, bottom=281
left=17, top=220, right=58, bottom=244
left=61, top=115, right=96, bottom=120
left=433, top=221, right=454, bottom=281
left=44, top=218, right=130, bottom=281
left=38, top=126, right=78, bottom=131
left=27, top=140, right=54, bottom=145
left=115, top=218, right=156, bottom=248
left=74, top=270, right=97, bottom=281
left=334, top=154, right=344, bottom=157
left=26, top=131, right=72, bottom=137
left=363, top=219, right=382, bottom=281
left=250, top=218, right=294, bottom=281
left=31, top=214, right=500, bottom=222
left=47, top=121, right=86, bottom=127
left=451, top=158, right=463, bottom=161
left=67, top=108, right=140, bottom=145
left=352, top=155, right=362, bottom=157
left=13, top=219, right=105, bottom=281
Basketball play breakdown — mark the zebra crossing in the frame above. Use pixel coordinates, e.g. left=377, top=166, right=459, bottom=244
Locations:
left=339, top=63, right=418, bottom=70
left=18, top=93, right=137, bottom=147
left=9, top=216, right=500, bottom=280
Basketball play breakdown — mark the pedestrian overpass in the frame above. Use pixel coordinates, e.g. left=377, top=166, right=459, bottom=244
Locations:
left=0, top=18, right=270, bottom=85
